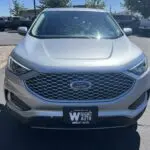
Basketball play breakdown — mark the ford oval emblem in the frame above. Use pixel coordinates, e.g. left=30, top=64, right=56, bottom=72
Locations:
left=70, top=81, right=92, bottom=91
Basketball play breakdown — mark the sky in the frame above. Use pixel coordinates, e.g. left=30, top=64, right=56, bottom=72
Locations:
left=0, top=0, right=123, bottom=16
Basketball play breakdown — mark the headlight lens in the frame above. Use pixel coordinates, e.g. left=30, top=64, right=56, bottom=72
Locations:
left=8, top=56, right=31, bottom=75
left=129, top=58, right=148, bottom=75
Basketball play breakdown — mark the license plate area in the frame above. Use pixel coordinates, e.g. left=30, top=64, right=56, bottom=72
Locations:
left=63, top=107, right=98, bottom=125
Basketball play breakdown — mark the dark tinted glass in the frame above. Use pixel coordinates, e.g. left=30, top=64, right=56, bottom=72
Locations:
left=31, top=11, right=123, bottom=39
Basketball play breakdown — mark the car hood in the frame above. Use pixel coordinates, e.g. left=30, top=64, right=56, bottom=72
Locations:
left=13, top=34, right=143, bottom=72
left=19, top=36, right=114, bottom=60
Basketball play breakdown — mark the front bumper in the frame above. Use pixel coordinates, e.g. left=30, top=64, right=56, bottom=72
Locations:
left=4, top=68, right=150, bottom=129
left=5, top=105, right=146, bottom=129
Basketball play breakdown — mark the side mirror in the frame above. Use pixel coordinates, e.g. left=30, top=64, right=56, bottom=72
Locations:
left=123, top=28, right=133, bottom=36
left=17, top=27, right=28, bottom=36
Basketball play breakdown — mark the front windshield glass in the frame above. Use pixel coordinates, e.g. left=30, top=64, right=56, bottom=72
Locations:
left=30, top=11, right=123, bottom=39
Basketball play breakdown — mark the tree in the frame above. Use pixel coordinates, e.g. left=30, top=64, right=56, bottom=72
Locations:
left=39, top=0, right=71, bottom=9
left=123, top=0, right=150, bottom=18
left=85, top=0, right=105, bottom=9
left=10, top=0, right=25, bottom=16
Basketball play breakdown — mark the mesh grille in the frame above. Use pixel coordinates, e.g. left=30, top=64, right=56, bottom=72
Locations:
left=25, top=73, right=135, bottom=101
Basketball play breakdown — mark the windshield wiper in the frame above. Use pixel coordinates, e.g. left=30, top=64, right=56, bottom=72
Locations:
left=30, top=34, right=97, bottom=39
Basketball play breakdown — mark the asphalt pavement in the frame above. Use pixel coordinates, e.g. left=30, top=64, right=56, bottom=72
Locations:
left=0, top=33, right=150, bottom=150
left=0, top=31, right=23, bottom=45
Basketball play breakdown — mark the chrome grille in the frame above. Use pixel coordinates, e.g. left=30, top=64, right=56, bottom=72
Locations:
left=25, top=73, right=135, bottom=101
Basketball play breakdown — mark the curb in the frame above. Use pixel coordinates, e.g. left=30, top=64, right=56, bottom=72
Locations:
left=0, top=44, right=16, bottom=47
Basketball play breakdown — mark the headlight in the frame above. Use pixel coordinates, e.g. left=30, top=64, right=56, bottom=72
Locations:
left=8, top=56, right=31, bottom=75
left=129, top=58, right=148, bottom=75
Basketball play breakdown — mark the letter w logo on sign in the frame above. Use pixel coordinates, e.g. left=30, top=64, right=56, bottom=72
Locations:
left=69, top=112, right=80, bottom=122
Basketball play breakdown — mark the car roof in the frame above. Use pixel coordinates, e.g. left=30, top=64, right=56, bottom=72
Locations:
left=43, top=8, right=106, bottom=13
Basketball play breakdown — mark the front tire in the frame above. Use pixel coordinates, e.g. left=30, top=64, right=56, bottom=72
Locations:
left=0, top=28, right=4, bottom=31
left=4, top=106, right=30, bottom=130
left=128, top=123, right=138, bottom=131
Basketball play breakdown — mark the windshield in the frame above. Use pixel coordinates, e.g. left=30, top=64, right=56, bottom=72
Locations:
left=30, top=11, right=123, bottom=39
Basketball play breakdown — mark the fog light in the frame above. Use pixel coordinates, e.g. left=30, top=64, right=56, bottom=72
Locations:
left=7, top=92, right=11, bottom=102
left=5, top=91, right=31, bottom=111
left=129, top=92, right=147, bottom=110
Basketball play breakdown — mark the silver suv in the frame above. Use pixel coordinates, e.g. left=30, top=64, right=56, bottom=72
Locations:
left=4, top=8, right=150, bottom=129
